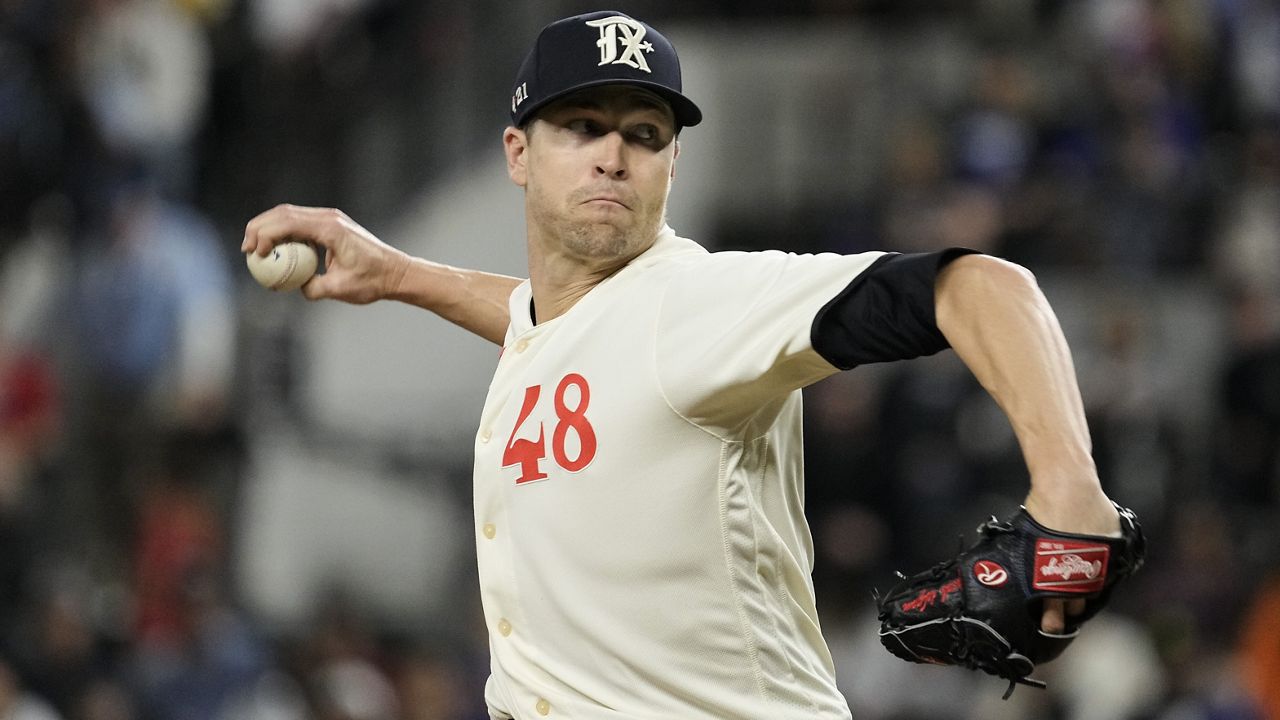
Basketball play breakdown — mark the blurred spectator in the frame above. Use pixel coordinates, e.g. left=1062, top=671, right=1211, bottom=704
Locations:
left=246, top=0, right=374, bottom=56
left=213, top=670, right=308, bottom=720
left=0, top=327, right=59, bottom=623
left=953, top=51, right=1036, bottom=190
left=132, top=439, right=224, bottom=646
left=1239, top=574, right=1280, bottom=720
left=392, top=648, right=473, bottom=720
left=69, top=168, right=234, bottom=561
left=0, top=657, right=62, bottom=720
left=1048, top=613, right=1167, bottom=720
left=1225, top=0, right=1280, bottom=123
left=1211, top=124, right=1280, bottom=292
left=1079, top=301, right=1177, bottom=522
left=75, top=0, right=212, bottom=194
left=1213, top=287, right=1280, bottom=508
left=1139, top=500, right=1258, bottom=720
left=132, top=564, right=272, bottom=720
left=1154, top=671, right=1264, bottom=720
left=313, top=659, right=397, bottom=720
left=871, top=354, right=1026, bottom=567
left=803, top=367, right=896, bottom=614
left=74, top=679, right=137, bottom=720
left=878, top=115, right=954, bottom=254
left=16, top=566, right=127, bottom=720
left=0, top=1, right=82, bottom=244
left=296, top=591, right=398, bottom=720
left=128, top=428, right=265, bottom=720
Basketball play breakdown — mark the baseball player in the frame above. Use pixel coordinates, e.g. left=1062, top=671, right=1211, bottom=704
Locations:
left=243, top=11, right=1124, bottom=719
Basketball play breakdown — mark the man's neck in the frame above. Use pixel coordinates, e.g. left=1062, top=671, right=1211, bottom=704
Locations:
left=526, top=244, right=627, bottom=325
left=525, top=225, right=662, bottom=324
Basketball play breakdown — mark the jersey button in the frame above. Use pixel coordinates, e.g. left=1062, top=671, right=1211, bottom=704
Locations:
left=480, top=428, right=492, bottom=443
left=514, top=339, right=530, bottom=353
left=482, top=523, right=496, bottom=539
left=497, top=618, right=512, bottom=636
left=535, top=698, right=551, bottom=716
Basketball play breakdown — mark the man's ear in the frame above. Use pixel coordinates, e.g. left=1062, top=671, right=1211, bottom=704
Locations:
left=504, top=126, right=529, bottom=187
left=671, top=139, right=680, bottom=181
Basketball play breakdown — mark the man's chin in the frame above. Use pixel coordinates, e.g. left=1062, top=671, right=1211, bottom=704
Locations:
left=561, top=217, right=655, bottom=261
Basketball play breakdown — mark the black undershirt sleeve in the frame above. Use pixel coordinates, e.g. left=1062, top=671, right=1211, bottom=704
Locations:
left=810, top=247, right=980, bottom=370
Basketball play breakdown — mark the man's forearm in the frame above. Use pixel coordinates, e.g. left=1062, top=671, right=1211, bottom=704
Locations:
left=934, top=255, right=1115, bottom=534
left=390, top=258, right=521, bottom=346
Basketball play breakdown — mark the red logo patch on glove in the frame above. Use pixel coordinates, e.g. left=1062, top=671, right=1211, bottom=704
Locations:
left=1032, top=539, right=1109, bottom=593
left=973, top=560, right=1009, bottom=587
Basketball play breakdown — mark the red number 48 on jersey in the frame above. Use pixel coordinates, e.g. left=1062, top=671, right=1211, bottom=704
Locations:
left=502, top=373, right=597, bottom=483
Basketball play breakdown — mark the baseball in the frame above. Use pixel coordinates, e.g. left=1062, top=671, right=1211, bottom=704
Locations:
left=246, top=241, right=318, bottom=291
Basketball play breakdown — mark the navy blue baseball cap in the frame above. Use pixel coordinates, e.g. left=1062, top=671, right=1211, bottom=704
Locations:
left=510, top=10, right=703, bottom=130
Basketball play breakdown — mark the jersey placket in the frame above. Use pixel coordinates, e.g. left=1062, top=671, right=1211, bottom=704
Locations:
left=475, top=325, right=563, bottom=717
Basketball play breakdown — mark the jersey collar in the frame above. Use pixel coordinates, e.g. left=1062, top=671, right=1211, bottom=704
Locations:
left=507, top=225, right=704, bottom=338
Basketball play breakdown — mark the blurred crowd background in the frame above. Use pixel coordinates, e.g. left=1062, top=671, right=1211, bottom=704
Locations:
left=2, top=0, right=1280, bottom=719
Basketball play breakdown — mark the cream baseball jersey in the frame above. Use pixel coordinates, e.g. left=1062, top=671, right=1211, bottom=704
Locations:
left=474, top=226, right=883, bottom=719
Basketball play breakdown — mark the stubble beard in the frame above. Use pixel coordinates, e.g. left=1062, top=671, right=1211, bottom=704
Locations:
left=531, top=191, right=664, bottom=264
left=561, top=219, right=632, bottom=259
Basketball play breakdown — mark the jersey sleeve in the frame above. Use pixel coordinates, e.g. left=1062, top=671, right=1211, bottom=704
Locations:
left=654, top=249, right=885, bottom=433
left=811, top=247, right=979, bottom=369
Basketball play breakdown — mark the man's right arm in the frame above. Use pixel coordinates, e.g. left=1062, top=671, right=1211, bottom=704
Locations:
left=389, top=256, right=521, bottom=345
left=243, top=204, right=520, bottom=345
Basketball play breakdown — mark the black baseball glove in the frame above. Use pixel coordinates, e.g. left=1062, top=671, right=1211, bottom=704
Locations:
left=876, top=502, right=1145, bottom=698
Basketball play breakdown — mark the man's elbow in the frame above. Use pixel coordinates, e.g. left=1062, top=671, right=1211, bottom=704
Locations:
left=936, top=254, right=1043, bottom=327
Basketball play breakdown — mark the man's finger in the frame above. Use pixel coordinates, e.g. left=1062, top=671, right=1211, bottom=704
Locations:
left=1041, top=599, right=1066, bottom=634
left=1041, top=597, right=1090, bottom=634
left=243, top=204, right=299, bottom=254
left=244, top=205, right=340, bottom=256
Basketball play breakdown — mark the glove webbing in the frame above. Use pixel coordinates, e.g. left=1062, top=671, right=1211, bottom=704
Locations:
left=879, top=611, right=1049, bottom=699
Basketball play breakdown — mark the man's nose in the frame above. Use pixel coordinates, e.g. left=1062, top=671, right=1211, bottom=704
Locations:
left=593, top=132, right=627, bottom=179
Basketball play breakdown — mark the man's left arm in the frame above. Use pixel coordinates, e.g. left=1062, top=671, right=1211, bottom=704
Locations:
left=934, top=254, right=1121, bottom=633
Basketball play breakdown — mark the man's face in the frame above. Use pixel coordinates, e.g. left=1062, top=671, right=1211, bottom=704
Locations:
left=504, top=86, right=679, bottom=266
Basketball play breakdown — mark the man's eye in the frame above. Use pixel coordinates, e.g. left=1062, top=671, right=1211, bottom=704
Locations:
left=630, top=125, right=657, bottom=141
left=567, top=119, right=601, bottom=135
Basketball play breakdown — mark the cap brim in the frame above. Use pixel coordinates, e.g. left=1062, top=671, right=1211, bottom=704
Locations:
left=514, top=78, right=702, bottom=130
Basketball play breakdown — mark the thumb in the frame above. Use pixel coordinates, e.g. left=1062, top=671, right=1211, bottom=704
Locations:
left=299, top=268, right=379, bottom=304
left=300, top=273, right=336, bottom=301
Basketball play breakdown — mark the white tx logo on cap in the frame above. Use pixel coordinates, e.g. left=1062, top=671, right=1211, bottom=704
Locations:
left=586, top=16, right=655, bottom=73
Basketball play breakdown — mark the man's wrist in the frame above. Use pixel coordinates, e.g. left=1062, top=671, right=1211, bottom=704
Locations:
left=1023, top=484, right=1120, bottom=537
left=383, top=251, right=419, bottom=303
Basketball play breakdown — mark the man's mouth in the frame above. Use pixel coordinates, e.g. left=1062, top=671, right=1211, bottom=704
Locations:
left=584, top=196, right=629, bottom=209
